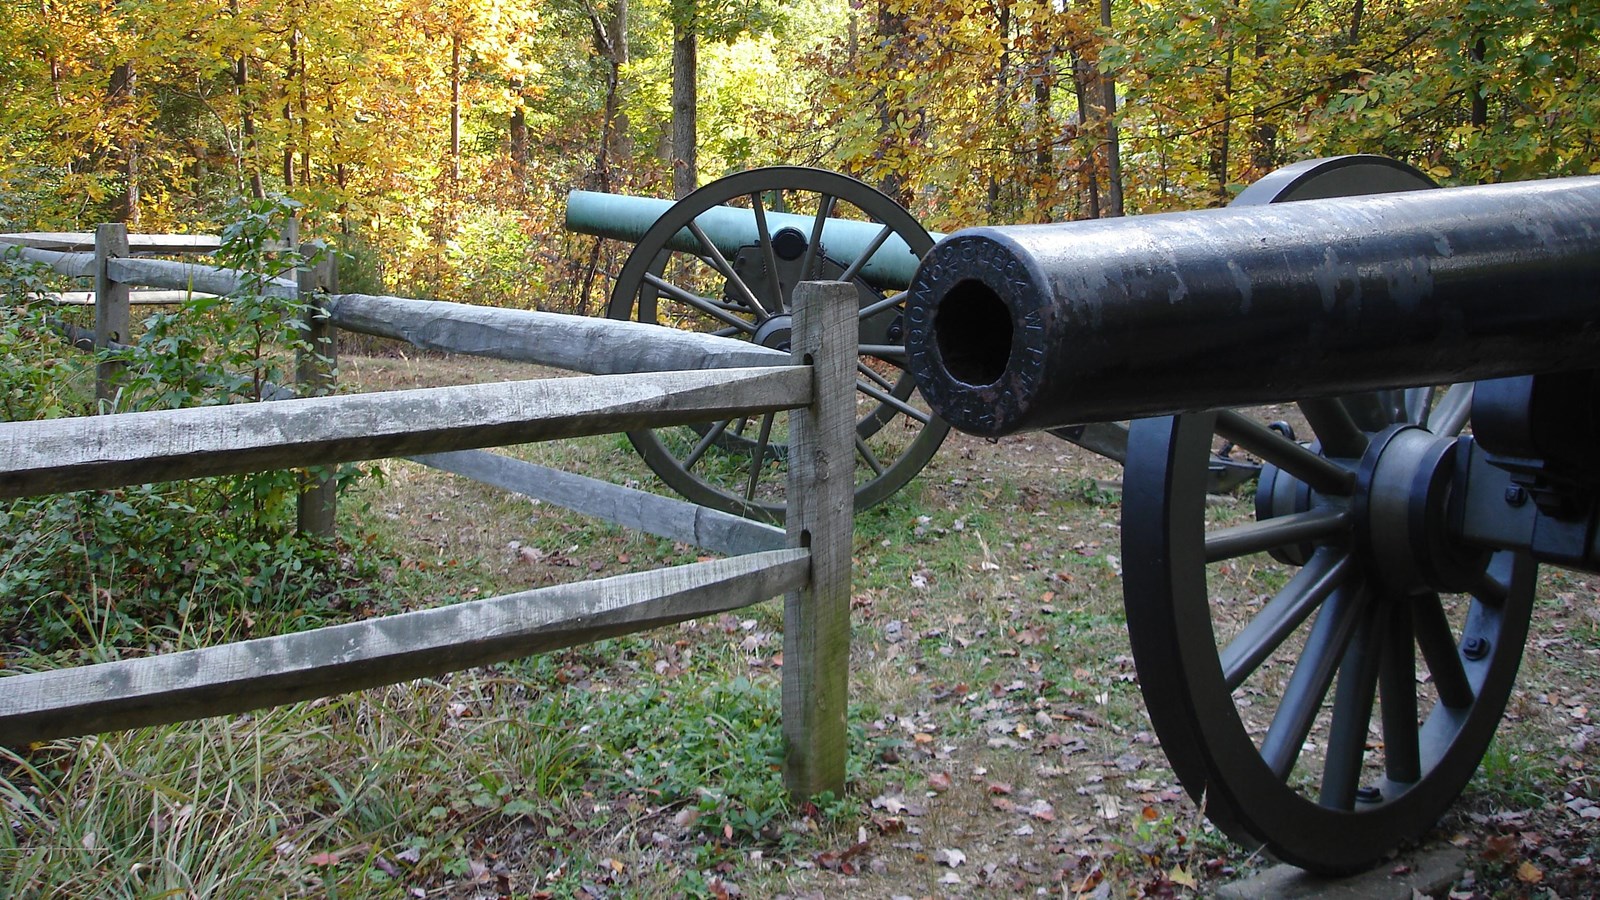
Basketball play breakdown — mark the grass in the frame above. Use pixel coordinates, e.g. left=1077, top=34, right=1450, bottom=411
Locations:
left=4, top=352, right=1600, bottom=897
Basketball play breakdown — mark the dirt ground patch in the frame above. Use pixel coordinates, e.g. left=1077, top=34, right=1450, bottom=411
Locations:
left=325, top=350, right=1600, bottom=898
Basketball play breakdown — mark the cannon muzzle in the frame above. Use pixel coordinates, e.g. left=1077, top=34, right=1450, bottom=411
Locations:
left=905, top=177, right=1600, bottom=436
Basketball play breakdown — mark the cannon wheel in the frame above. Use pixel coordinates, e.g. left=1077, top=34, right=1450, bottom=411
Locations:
left=1121, top=157, right=1537, bottom=873
left=608, top=167, right=949, bottom=522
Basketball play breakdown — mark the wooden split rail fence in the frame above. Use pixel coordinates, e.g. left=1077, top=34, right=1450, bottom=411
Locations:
left=0, top=228, right=860, bottom=799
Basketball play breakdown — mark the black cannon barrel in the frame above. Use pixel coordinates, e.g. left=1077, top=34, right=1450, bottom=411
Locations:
left=905, top=176, right=1600, bottom=436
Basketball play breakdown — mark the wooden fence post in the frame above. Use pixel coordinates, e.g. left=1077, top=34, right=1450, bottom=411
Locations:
left=93, top=223, right=131, bottom=408
left=294, top=229, right=339, bottom=539
left=782, top=280, right=858, bottom=799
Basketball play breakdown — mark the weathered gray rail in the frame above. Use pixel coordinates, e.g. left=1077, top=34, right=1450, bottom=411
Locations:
left=0, top=278, right=861, bottom=801
left=0, top=227, right=803, bottom=553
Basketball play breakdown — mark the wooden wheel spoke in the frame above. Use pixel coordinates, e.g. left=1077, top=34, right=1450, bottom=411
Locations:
left=859, top=291, right=906, bottom=321
left=748, top=193, right=786, bottom=313
left=1403, top=386, right=1436, bottom=426
left=1203, top=508, right=1349, bottom=564
left=1471, top=567, right=1509, bottom=608
left=798, top=194, right=836, bottom=282
left=1380, top=601, right=1422, bottom=786
left=682, top=419, right=736, bottom=472
left=837, top=223, right=896, bottom=285
left=1414, top=593, right=1474, bottom=709
left=642, top=272, right=756, bottom=334
left=856, top=379, right=930, bottom=425
left=1216, top=409, right=1355, bottom=495
left=1320, top=596, right=1387, bottom=809
left=1427, top=384, right=1474, bottom=436
left=744, top=413, right=776, bottom=502
left=857, top=360, right=896, bottom=392
left=1260, top=583, right=1369, bottom=780
left=859, top=343, right=908, bottom=362
left=1339, top=392, right=1395, bottom=431
left=687, top=221, right=769, bottom=319
left=1221, top=548, right=1351, bottom=690
left=855, top=434, right=885, bottom=476
left=1297, top=397, right=1368, bottom=459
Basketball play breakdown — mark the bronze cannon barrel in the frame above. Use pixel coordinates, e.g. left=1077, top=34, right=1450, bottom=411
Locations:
left=904, top=176, right=1600, bottom=436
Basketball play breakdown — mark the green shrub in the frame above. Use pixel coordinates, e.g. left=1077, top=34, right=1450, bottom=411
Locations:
left=0, top=198, right=376, bottom=654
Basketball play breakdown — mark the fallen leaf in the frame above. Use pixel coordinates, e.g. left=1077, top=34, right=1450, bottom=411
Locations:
left=1169, top=865, right=1197, bottom=888
left=935, top=847, right=967, bottom=867
left=1482, top=833, right=1519, bottom=862
left=307, top=851, right=341, bottom=867
left=1025, top=799, right=1056, bottom=822
left=1516, top=861, right=1544, bottom=884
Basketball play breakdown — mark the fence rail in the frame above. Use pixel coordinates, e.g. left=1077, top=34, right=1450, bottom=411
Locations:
left=0, top=365, right=810, bottom=497
left=0, top=227, right=861, bottom=801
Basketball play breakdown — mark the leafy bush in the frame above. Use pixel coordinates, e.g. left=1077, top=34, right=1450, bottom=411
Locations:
left=0, top=198, right=376, bottom=654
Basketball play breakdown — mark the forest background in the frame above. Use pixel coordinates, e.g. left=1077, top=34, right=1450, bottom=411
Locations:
left=4, top=0, right=1598, bottom=311
left=4, top=2, right=1600, bottom=894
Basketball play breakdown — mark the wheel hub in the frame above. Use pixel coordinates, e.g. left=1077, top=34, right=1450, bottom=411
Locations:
left=1356, top=425, right=1492, bottom=596
left=753, top=314, right=793, bottom=352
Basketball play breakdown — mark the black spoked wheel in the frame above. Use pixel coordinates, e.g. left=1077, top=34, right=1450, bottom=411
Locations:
left=1123, top=390, right=1535, bottom=874
left=608, top=167, right=949, bottom=522
left=1119, top=156, right=1531, bottom=874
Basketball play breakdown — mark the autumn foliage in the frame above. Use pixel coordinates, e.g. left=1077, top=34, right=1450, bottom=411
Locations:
left=2, top=0, right=1595, bottom=310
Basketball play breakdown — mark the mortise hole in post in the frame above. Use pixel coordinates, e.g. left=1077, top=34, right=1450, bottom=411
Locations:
left=799, top=528, right=813, bottom=549
left=802, top=353, right=815, bottom=368
left=934, top=279, right=1013, bottom=387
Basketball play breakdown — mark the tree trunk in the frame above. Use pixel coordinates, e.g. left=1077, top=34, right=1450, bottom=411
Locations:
left=451, top=33, right=462, bottom=183
left=1099, top=0, right=1124, bottom=216
left=580, top=0, right=632, bottom=314
left=874, top=1, right=910, bottom=206
left=283, top=28, right=297, bottom=189
left=1070, top=50, right=1100, bottom=219
left=671, top=12, right=698, bottom=198
left=1216, top=35, right=1233, bottom=201
left=1469, top=36, right=1488, bottom=129
left=1034, top=50, right=1053, bottom=218
left=987, top=0, right=1012, bottom=222
left=510, top=104, right=529, bottom=180
left=231, top=0, right=264, bottom=198
left=1249, top=30, right=1277, bottom=181
left=608, top=0, right=632, bottom=162
left=109, top=62, right=139, bottom=225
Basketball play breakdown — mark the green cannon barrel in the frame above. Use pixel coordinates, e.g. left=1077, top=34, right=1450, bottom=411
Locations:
left=905, top=176, right=1600, bottom=435
left=565, top=189, right=941, bottom=290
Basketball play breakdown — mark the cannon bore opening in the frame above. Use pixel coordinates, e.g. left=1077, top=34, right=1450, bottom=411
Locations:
left=934, top=279, right=1014, bottom=387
